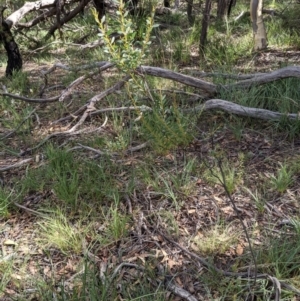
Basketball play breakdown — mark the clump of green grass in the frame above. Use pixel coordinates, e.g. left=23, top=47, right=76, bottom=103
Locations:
left=216, top=74, right=300, bottom=139
left=141, top=98, right=195, bottom=154
left=0, top=259, right=14, bottom=298
left=193, top=223, right=240, bottom=256
left=0, top=96, right=34, bottom=133
left=19, top=143, right=123, bottom=209
left=8, top=71, right=31, bottom=95
left=270, top=163, right=294, bottom=193
left=106, top=206, right=130, bottom=240
left=244, top=188, right=266, bottom=214
left=280, top=3, right=300, bottom=33
left=204, top=156, right=244, bottom=194
left=45, top=145, right=81, bottom=206
left=198, top=229, right=300, bottom=299
left=0, top=187, right=12, bottom=218
left=137, top=157, right=198, bottom=210
left=256, top=233, right=300, bottom=280
left=38, top=210, right=85, bottom=254
left=93, top=192, right=131, bottom=241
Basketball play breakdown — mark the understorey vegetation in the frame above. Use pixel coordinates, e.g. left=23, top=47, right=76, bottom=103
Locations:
left=1, top=0, right=300, bottom=300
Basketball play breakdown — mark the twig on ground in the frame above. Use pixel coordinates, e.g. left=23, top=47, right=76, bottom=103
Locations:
left=0, top=91, right=59, bottom=103
left=90, top=105, right=152, bottom=117
left=267, top=275, right=281, bottom=301
left=0, top=158, right=33, bottom=172
left=264, top=202, right=285, bottom=217
left=124, top=194, right=132, bottom=214
left=59, top=70, right=98, bottom=102
left=81, top=240, right=101, bottom=263
left=5, top=63, right=299, bottom=124
left=111, top=262, right=145, bottom=280
left=126, top=142, right=149, bottom=153
left=19, top=125, right=106, bottom=156
left=70, top=140, right=149, bottom=158
left=13, top=202, right=45, bottom=217
left=76, top=143, right=111, bottom=156
left=70, top=75, right=131, bottom=132
left=166, top=282, right=198, bottom=301
left=79, top=39, right=105, bottom=49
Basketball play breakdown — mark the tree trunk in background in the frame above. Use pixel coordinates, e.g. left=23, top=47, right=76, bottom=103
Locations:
left=0, top=6, right=22, bottom=77
left=251, top=0, right=267, bottom=50
left=199, top=0, right=212, bottom=56
left=227, top=0, right=236, bottom=17
left=93, top=0, right=106, bottom=19
left=164, top=0, right=170, bottom=7
left=187, top=0, right=194, bottom=24
left=217, top=0, right=228, bottom=19
left=217, top=0, right=237, bottom=19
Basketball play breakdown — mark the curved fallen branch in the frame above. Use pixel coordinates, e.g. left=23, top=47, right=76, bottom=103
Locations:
left=138, top=65, right=217, bottom=96
left=228, top=66, right=300, bottom=89
left=138, top=65, right=300, bottom=98
left=5, top=63, right=300, bottom=125
left=186, top=99, right=299, bottom=121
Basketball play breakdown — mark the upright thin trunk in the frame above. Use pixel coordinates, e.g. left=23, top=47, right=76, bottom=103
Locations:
left=217, top=0, right=228, bottom=20
left=199, top=0, right=212, bottom=55
left=187, top=0, right=194, bottom=24
left=227, top=0, right=236, bottom=16
left=250, top=0, right=267, bottom=50
left=0, top=6, right=22, bottom=77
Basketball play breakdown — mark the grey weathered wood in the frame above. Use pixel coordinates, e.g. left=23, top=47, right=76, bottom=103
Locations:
left=185, top=99, right=299, bottom=121
left=138, top=66, right=217, bottom=96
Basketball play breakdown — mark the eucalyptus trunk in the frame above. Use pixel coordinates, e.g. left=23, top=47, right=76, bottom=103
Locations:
left=251, top=0, right=267, bottom=50
left=217, top=0, right=227, bottom=20
left=187, top=0, right=194, bottom=24
left=199, top=0, right=212, bottom=55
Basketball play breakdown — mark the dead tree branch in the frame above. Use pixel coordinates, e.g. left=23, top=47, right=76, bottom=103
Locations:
left=185, top=99, right=299, bottom=121
left=70, top=74, right=131, bottom=131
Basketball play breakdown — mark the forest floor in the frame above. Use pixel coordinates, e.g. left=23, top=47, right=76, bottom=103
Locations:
left=2, top=5, right=300, bottom=300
